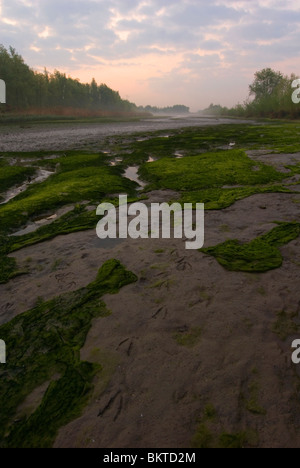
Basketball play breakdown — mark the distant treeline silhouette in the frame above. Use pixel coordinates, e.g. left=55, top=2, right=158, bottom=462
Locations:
left=0, top=45, right=138, bottom=114
left=202, top=68, right=300, bottom=119
left=139, top=104, right=190, bottom=114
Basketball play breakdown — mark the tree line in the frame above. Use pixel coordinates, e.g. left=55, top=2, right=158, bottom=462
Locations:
left=138, top=104, right=190, bottom=114
left=0, top=45, right=137, bottom=114
left=202, top=68, right=300, bottom=119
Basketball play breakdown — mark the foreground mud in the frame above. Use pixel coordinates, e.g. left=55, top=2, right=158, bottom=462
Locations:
left=0, top=190, right=299, bottom=447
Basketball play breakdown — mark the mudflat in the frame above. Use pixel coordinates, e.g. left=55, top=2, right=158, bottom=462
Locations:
left=0, top=115, right=256, bottom=152
left=0, top=118, right=300, bottom=448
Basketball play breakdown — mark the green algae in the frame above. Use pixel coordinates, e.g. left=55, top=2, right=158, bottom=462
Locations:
left=0, top=253, right=21, bottom=284
left=9, top=205, right=98, bottom=252
left=0, top=259, right=137, bottom=448
left=1, top=123, right=300, bottom=239
left=140, top=150, right=292, bottom=210
left=179, top=185, right=291, bottom=210
left=139, top=150, right=285, bottom=191
left=174, top=327, right=202, bottom=347
left=271, top=311, right=299, bottom=340
left=0, top=152, right=137, bottom=235
left=120, top=123, right=300, bottom=162
left=0, top=166, right=36, bottom=195
left=138, top=149, right=291, bottom=209
left=0, top=235, right=24, bottom=284
left=191, top=403, right=258, bottom=448
left=200, top=222, right=300, bottom=273
left=0, top=165, right=135, bottom=233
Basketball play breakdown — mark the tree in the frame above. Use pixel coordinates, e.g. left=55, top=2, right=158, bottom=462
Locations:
left=90, top=78, right=99, bottom=109
left=249, top=68, right=284, bottom=102
left=0, top=44, right=137, bottom=113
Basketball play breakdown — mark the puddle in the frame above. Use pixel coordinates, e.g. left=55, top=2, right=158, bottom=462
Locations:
left=33, top=169, right=54, bottom=183
left=147, top=156, right=157, bottom=163
left=12, top=223, right=40, bottom=236
left=7, top=155, right=59, bottom=165
left=123, top=167, right=146, bottom=189
left=109, top=157, right=123, bottom=167
left=174, top=152, right=184, bottom=159
left=7, top=158, right=18, bottom=166
left=0, top=168, right=55, bottom=205
left=19, top=158, right=38, bottom=164
left=11, top=206, right=74, bottom=237
left=217, top=144, right=237, bottom=151
left=43, top=154, right=62, bottom=160
left=35, top=214, right=58, bottom=225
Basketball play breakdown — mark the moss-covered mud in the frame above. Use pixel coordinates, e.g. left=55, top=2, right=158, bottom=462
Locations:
left=0, top=259, right=137, bottom=448
left=201, top=222, right=300, bottom=272
left=191, top=403, right=259, bottom=448
left=1, top=120, right=300, bottom=448
left=139, top=148, right=294, bottom=209
left=0, top=151, right=137, bottom=235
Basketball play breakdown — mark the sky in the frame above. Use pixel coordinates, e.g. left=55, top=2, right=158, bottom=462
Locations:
left=1, top=0, right=300, bottom=111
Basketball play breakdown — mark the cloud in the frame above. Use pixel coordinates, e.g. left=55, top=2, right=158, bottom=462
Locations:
left=0, top=0, right=299, bottom=109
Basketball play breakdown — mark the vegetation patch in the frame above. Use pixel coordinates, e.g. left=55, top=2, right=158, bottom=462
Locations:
left=0, top=259, right=137, bottom=448
left=243, top=381, right=267, bottom=416
left=218, top=431, right=258, bottom=449
left=138, top=148, right=293, bottom=209
left=9, top=205, right=99, bottom=252
left=179, top=185, right=291, bottom=210
left=174, top=327, right=202, bottom=347
left=191, top=424, right=214, bottom=448
left=200, top=222, right=300, bottom=273
left=124, top=124, right=300, bottom=161
left=0, top=152, right=137, bottom=234
left=0, top=253, right=21, bottom=283
left=191, top=404, right=258, bottom=448
left=271, top=311, right=299, bottom=340
left=0, top=235, right=24, bottom=283
left=0, top=152, right=139, bottom=286
left=139, top=150, right=285, bottom=191
left=0, top=166, right=36, bottom=195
